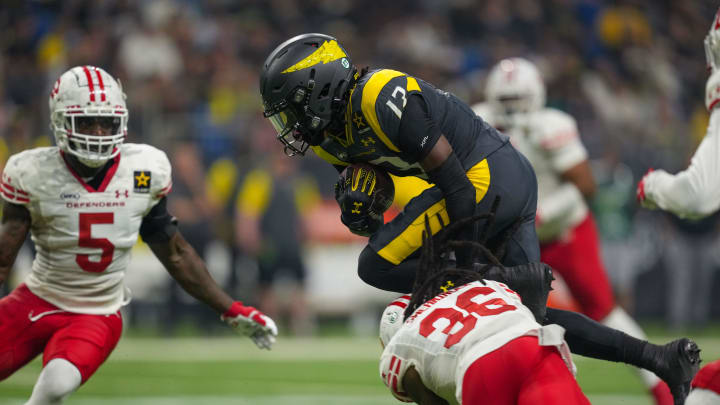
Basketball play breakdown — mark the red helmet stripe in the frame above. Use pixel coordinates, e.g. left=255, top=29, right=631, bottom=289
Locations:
left=82, top=66, right=96, bottom=102
left=93, top=67, right=106, bottom=102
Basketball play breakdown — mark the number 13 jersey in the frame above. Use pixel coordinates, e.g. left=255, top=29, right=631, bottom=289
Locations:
left=1, top=144, right=172, bottom=314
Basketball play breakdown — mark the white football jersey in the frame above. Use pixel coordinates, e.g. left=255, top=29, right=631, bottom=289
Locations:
left=379, top=280, right=559, bottom=404
left=1, top=144, right=172, bottom=314
left=473, top=103, right=589, bottom=241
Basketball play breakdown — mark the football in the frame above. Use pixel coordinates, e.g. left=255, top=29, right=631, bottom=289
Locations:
left=339, top=163, right=395, bottom=215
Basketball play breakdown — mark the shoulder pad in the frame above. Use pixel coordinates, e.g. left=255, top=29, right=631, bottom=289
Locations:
left=1, top=148, right=56, bottom=205
left=122, top=144, right=172, bottom=199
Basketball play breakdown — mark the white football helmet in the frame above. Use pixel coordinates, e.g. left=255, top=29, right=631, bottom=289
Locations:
left=49, top=66, right=128, bottom=167
left=705, top=7, right=720, bottom=72
left=379, top=295, right=411, bottom=348
left=485, top=57, right=545, bottom=128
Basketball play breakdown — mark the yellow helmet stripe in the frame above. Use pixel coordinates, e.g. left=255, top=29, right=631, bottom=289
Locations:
left=282, top=40, right=347, bottom=73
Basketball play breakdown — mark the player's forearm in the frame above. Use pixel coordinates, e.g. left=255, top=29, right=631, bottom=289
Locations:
left=402, top=367, right=449, bottom=405
left=644, top=110, right=720, bottom=218
left=537, top=182, right=583, bottom=223
left=0, top=203, right=31, bottom=285
left=150, top=233, right=233, bottom=313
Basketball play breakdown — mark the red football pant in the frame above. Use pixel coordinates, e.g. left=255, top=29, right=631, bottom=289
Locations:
left=0, top=284, right=123, bottom=383
left=692, top=359, right=720, bottom=393
left=541, top=214, right=615, bottom=320
left=462, top=336, right=589, bottom=405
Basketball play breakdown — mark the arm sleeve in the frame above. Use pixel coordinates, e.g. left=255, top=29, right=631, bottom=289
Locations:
left=140, top=197, right=178, bottom=243
left=426, top=156, right=476, bottom=248
left=643, top=108, right=720, bottom=219
left=397, top=94, right=442, bottom=162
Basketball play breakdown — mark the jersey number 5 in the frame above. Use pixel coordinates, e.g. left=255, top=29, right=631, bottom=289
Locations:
left=77, top=212, right=115, bottom=273
left=419, top=286, right=517, bottom=348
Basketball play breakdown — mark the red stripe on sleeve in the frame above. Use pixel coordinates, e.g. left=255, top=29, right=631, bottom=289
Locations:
left=0, top=187, right=30, bottom=203
left=1, top=181, right=29, bottom=196
left=389, top=301, right=408, bottom=309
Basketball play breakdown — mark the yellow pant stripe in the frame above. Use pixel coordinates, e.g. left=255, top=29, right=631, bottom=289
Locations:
left=377, top=159, right=491, bottom=265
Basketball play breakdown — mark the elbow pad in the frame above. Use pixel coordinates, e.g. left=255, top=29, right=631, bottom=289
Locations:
left=140, top=197, right=179, bottom=243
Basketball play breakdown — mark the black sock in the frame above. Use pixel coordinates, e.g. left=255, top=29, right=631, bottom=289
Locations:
left=545, top=308, right=650, bottom=366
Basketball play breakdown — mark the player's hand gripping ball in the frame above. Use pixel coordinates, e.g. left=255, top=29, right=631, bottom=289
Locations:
left=335, top=163, right=395, bottom=236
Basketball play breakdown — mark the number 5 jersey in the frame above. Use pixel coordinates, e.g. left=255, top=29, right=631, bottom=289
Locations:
left=0, top=144, right=172, bottom=314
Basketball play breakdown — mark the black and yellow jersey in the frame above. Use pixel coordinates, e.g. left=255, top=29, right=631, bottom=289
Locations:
left=310, top=69, right=509, bottom=179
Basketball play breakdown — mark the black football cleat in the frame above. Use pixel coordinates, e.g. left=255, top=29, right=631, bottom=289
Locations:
left=649, top=338, right=702, bottom=405
left=482, top=262, right=554, bottom=323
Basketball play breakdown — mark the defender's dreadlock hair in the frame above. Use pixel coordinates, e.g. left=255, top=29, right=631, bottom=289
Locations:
left=404, top=196, right=522, bottom=320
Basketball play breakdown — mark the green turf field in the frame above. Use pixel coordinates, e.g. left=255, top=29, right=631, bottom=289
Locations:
left=2, top=334, right=718, bottom=404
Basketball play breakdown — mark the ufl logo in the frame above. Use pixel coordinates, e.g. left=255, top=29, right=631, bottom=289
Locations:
left=387, top=311, right=399, bottom=324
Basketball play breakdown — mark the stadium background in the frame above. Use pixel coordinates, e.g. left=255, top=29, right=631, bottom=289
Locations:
left=1, top=0, right=720, bottom=403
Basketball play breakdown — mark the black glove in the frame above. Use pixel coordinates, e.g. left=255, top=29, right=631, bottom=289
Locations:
left=335, top=165, right=386, bottom=237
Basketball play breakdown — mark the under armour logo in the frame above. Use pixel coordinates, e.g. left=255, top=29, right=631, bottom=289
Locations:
left=351, top=201, right=363, bottom=214
left=115, top=189, right=129, bottom=198
left=439, top=280, right=455, bottom=293
left=360, top=137, right=375, bottom=147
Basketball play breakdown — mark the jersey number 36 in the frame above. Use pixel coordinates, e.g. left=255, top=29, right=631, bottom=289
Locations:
left=419, top=286, right=516, bottom=348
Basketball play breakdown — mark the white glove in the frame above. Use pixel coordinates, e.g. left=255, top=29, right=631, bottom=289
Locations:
left=221, top=301, right=278, bottom=350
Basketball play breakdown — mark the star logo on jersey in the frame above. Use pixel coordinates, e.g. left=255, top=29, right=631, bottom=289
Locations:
left=353, top=113, right=365, bottom=128
left=134, top=171, right=151, bottom=193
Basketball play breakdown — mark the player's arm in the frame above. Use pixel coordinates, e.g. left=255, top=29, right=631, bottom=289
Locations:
left=536, top=114, right=591, bottom=223
left=400, top=95, right=476, bottom=258
left=638, top=99, right=720, bottom=218
left=0, top=202, right=31, bottom=286
left=402, top=366, right=449, bottom=405
left=142, top=197, right=277, bottom=349
left=561, top=159, right=595, bottom=199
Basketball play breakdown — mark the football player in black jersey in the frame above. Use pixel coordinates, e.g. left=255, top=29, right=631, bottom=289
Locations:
left=260, top=33, right=539, bottom=293
left=259, top=34, right=699, bottom=405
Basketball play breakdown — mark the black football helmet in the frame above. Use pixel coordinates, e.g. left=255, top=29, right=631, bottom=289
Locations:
left=260, top=33, right=355, bottom=156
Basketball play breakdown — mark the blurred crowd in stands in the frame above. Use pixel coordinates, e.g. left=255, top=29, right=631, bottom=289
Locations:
left=2, top=0, right=720, bottom=333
